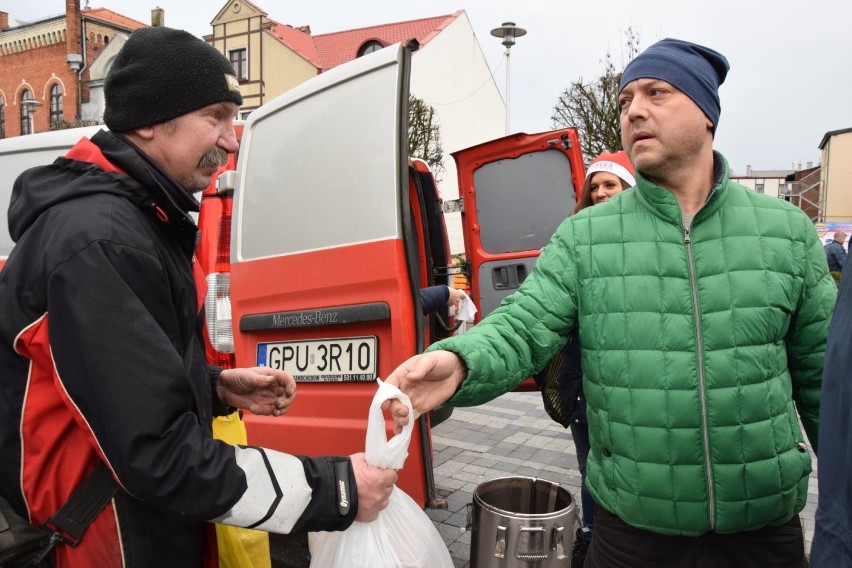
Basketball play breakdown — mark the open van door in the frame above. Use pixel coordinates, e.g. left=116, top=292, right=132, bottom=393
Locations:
left=454, top=129, right=585, bottom=320
left=229, top=44, right=441, bottom=506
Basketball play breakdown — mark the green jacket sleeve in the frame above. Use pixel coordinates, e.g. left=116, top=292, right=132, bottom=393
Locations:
left=431, top=219, right=579, bottom=407
left=786, top=214, right=837, bottom=454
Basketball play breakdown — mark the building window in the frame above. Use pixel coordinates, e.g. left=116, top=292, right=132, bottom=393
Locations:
left=50, top=85, right=63, bottom=125
left=755, top=183, right=764, bottom=194
left=229, top=48, right=248, bottom=81
left=357, top=40, right=384, bottom=57
left=0, top=96, right=5, bottom=139
left=20, top=90, right=34, bottom=135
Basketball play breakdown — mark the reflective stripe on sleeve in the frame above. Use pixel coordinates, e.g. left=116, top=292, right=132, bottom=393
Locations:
left=210, top=445, right=312, bottom=533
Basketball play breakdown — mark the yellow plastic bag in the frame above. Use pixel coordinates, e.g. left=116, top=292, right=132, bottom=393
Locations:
left=213, top=412, right=272, bottom=568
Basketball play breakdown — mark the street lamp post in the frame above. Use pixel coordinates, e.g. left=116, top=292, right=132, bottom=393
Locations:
left=490, top=21, right=526, bottom=135
left=68, top=54, right=84, bottom=122
left=20, top=98, right=43, bottom=135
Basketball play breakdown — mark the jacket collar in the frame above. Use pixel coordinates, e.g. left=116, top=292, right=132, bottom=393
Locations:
left=89, top=130, right=200, bottom=256
left=634, top=151, right=730, bottom=226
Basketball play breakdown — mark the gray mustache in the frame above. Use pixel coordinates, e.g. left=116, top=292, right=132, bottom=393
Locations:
left=198, top=146, right=229, bottom=168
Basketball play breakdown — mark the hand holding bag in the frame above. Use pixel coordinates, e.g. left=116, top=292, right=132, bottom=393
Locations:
left=308, top=379, right=453, bottom=568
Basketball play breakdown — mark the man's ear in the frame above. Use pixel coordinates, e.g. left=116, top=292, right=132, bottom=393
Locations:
left=131, top=125, right=155, bottom=140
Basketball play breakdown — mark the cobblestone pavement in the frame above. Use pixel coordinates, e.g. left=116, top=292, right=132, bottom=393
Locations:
left=426, top=391, right=819, bottom=568
left=272, top=390, right=819, bottom=567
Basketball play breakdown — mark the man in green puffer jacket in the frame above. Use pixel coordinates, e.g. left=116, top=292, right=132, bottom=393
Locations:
left=385, top=38, right=837, bottom=567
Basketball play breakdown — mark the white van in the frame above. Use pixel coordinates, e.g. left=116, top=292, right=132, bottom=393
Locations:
left=0, top=126, right=102, bottom=266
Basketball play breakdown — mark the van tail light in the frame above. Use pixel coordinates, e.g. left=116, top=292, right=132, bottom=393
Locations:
left=202, top=207, right=236, bottom=368
left=205, top=272, right=235, bottom=365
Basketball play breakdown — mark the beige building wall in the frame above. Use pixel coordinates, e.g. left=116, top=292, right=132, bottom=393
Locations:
left=261, top=34, right=316, bottom=103
left=821, top=130, right=852, bottom=222
left=209, top=4, right=263, bottom=112
left=208, top=0, right=317, bottom=116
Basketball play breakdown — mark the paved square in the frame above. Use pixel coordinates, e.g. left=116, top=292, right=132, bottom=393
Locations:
left=428, top=391, right=818, bottom=568
left=271, top=390, right=818, bottom=567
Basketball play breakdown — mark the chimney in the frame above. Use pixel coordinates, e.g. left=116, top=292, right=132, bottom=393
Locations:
left=746, top=164, right=752, bottom=176
left=66, top=0, right=81, bottom=54
left=151, top=7, right=164, bottom=27
left=806, top=161, right=813, bottom=169
left=0, top=12, right=9, bottom=32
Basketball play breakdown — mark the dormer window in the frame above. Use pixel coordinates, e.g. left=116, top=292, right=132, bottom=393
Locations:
left=357, top=40, right=384, bottom=57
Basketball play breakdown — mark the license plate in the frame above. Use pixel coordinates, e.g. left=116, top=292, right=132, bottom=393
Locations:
left=256, top=336, right=377, bottom=382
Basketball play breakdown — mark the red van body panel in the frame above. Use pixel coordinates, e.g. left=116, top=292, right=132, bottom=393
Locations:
left=231, top=239, right=431, bottom=505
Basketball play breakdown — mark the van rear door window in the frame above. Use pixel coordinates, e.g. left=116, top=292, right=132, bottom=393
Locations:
left=473, top=149, right=576, bottom=254
left=234, top=56, right=403, bottom=261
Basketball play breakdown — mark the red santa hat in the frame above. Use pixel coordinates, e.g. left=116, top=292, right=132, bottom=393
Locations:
left=585, top=151, right=636, bottom=187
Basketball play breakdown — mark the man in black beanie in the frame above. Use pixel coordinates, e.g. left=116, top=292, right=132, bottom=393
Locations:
left=382, top=37, right=835, bottom=568
left=0, top=26, right=395, bottom=566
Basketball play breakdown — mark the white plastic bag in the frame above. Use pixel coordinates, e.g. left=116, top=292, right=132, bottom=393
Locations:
left=308, top=380, right=453, bottom=568
left=456, top=290, right=478, bottom=323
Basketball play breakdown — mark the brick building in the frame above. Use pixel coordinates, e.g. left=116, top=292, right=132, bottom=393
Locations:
left=0, top=0, right=145, bottom=138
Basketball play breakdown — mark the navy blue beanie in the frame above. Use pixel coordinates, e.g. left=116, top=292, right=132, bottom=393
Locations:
left=619, top=38, right=729, bottom=134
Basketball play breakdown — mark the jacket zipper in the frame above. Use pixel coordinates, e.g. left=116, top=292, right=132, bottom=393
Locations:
left=684, top=227, right=715, bottom=530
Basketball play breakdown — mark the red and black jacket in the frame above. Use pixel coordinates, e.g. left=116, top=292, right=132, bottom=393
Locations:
left=0, top=131, right=356, bottom=566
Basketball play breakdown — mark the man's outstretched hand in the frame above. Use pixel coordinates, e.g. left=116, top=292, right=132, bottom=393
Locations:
left=381, top=350, right=466, bottom=434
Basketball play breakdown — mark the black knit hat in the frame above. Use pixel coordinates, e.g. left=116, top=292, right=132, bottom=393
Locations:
left=104, top=27, right=243, bottom=132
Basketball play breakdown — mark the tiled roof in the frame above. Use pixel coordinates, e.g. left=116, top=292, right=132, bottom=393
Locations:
left=313, top=12, right=461, bottom=70
left=265, top=20, right=321, bottom=67
left=82, top=7, right=147, bottom=31
left=261, top=11, right=461, bottom=72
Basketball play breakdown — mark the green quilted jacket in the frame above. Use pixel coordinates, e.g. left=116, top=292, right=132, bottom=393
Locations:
left=436, top=153, right=836, bottom=536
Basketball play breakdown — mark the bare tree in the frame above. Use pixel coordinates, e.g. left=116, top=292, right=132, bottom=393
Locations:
left=408, top=95, right=444, bottom=179
left=551, top=28, right=641, bottom=163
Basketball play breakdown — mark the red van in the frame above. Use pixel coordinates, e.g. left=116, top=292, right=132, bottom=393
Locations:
left=213, top=43, right=585, bottom=508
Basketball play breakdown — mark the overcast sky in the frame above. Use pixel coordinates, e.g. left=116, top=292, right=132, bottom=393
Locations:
left=11, top=0, right=852, bottom=174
